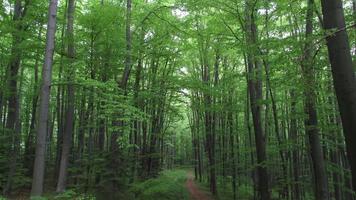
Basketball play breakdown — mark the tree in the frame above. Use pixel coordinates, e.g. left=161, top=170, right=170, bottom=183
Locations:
left=321, top=0, right=356, bottom=193
left=31, top=0, right=59, bottom=196
left=56, top=0, right=76, bottom=193
left=2, top=0, right=28, bottom=193
left=245, top=0, right=270, bottom=199
left=302, top=0, right=329, bottom=199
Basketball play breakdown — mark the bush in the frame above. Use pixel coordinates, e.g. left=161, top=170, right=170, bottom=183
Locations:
left=54, top=190, right=96, bottom=200
left=30, top=196, right=48, bottom=200
left=237, top=184, right=254, bottom=199
left=130, top=170, right=189, bottom=200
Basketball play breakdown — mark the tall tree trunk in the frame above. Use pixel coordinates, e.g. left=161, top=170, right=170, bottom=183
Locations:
left=109, top=0, right=132, bottom=185
left=121, top=0, right=132, bottom=90
left=289, top=90, right=302, bottom=200
left=4, top=71, right=22, bottom=194
left=302, top=0, right=329, bottom=199
left=56, top=0, right=76, bottom=192
left=208, top=50, right=220, bottom=195
left=131, top=27, right=144, bottom=181
left=245, top=1, right=270, bottom=199
left=201, top=52, right=217, bottom=195
left=228, top=100, right=237, bottom=200
left=24, top=24, right=43, bottom=176
left=262, top=38, right=288, bottom=199
left=321, top=0, right=356, bottom=192
left=31, top=0, right=59, bottom=196
left=4, top=0, right=22, bottom=134
left=3, top=0, right=27, bottom=195
left=54, top=0, right=68, bottom=180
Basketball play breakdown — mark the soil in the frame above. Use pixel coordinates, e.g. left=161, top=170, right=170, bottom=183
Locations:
left=185, top=172, right=213, bottom=200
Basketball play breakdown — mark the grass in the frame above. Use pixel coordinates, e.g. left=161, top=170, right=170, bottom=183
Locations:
left=196, top=177, right=254, bottom=200
left=130, top=169, right=190, bottom=200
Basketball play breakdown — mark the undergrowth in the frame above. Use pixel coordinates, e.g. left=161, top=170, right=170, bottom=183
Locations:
left=130, top=169, right=189, bottom=200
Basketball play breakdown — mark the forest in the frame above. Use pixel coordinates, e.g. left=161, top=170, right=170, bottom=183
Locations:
left=1, top=0, right=356, bottom=199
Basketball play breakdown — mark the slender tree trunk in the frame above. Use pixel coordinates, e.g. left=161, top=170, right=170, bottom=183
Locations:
left=202, top=56, right=217, bottom=195
left=301, top=0, right=329, bottom=199
left=109, top=0, right=133, bottom=185
left=54, top=0, right=68, bottom=181
left=194, top=100, right=202, bottom=182
left=31, top=0, right=59, bottom=196
left=228, top=101, right=237, bottom=200
left=131, top=29, right=144, bottom=181
left=121, top=0, right=132, bottom=90
left=24, top=24, right=43, bottom=176
left=56, top=0, right=76, bottom=192
left=262, top=45, right=288, bottom=199
left=77, top=91, right=86, bottom=161
left=289, top=90, right=301, bottom=200
left=0, top=91, right=3, bottom=129
left=245, top=1, right=270, bottom=199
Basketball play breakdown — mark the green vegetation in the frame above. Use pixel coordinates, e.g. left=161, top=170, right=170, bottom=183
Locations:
left=130, top=170, right=190, bottom=200
left=197, top=178, right=255, bottom=200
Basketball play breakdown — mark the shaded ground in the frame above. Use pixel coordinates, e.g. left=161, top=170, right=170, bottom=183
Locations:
left=6, top=170, right=210, bottom=200
left=185, top=172, right=213, bottom=200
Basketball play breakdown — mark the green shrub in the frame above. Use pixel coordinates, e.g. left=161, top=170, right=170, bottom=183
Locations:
left=130, top=170, right=189, bottom=200
left=237, top=184, right=254, bottom=199
left=54, top=190, right=96, bottom=200
left=30, top=196, right=48, bottom=200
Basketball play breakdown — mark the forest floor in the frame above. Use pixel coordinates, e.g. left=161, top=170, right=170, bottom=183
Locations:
left=3, top=170, right=214, bottom=200
left=185, top=171, right=213, bottom=200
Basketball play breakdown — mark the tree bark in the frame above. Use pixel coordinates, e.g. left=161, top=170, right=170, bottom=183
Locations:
left=321, top=0, right=356, bottom=193
left=302, top=0, right=329, bottom=199
left=2, top=0, right=24, bottom=194
left=201, top=52, right=217, bottom=195
left=228, top=100, right=237, bottom=200
left=245, top=1, right=270, bottom=199
left=290, top=90, right=301, bottom=200
left=31, top=0, right=59, bottom=196
left=56, top=0, right=76, bottom=192
left=24, top=24, right=43, bottom=177
left=54, top=0, right=67, bottom=180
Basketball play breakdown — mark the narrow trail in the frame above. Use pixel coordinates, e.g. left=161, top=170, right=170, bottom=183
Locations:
left=185, top=172, right=213, bottom=200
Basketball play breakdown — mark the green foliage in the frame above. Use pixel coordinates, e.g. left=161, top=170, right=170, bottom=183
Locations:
left=30, top=196, right=48, bottom=200
left=130, top=170, right=189, bottom=200
left=199, top=179, right=254, bottom=200
left=30, top=191, right=96, bottom=200
left=54, top=190, right=77, bottom=199
left=237, top=184, right=254, bottom=199
left=54, top=190, right=96, bottom=200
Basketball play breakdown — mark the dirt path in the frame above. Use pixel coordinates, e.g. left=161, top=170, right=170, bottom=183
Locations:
left=185, top=172, right=213, bottom=200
